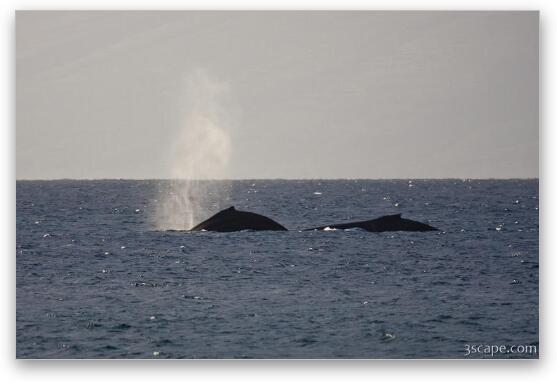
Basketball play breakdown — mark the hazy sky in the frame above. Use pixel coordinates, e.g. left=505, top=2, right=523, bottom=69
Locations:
left=16, top=11, right=538, bottom=179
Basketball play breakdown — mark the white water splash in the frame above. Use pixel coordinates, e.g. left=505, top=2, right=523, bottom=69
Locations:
left=155, top=69, right=232, bottom=230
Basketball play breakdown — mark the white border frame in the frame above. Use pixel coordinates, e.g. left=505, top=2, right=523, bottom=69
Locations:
left=3, top=1, right=551, bottom=381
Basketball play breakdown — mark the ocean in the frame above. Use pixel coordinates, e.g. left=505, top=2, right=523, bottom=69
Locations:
left=16, top=179, right=539, bottom=359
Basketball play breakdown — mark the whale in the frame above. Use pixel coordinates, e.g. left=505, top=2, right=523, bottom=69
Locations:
left=190, top=206, right=288, bottom=232
left=304, top=213, right=438, bottom=232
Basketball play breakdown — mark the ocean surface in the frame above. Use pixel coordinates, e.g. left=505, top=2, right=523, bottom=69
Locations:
left=16, top=179, right=539, bottom=359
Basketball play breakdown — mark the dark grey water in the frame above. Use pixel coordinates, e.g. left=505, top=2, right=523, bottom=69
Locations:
left=16, top=179, right=539, bottom=359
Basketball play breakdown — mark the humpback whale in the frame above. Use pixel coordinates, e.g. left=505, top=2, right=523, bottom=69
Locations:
left=304, top=213, right=438, bottom=232
left=190, top=206, right=288, bottom=232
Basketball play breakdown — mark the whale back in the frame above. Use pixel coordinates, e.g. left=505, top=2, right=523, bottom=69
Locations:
left=190, top=206, right=287, bottom=232
left=304, top=213, right=437, bottom=232
left=362, top=213, right=436, bottom=232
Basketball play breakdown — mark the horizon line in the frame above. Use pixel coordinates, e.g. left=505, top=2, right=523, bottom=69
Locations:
left=15, top=177, right=540, bottom=181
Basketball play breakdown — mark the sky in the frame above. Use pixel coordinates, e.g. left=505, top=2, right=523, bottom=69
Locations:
left=16, top=11, right=539, bottom=179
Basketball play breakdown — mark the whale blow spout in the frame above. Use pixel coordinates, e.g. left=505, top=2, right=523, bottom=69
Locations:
left=190, top=206, right=288, bottom=232
left=304, top=213, right=438, bottom=232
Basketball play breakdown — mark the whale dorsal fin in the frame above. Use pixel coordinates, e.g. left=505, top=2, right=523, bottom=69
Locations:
left=213, top=206, right=236, bottom=217
left=222, top=206, right=236, bottom=214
